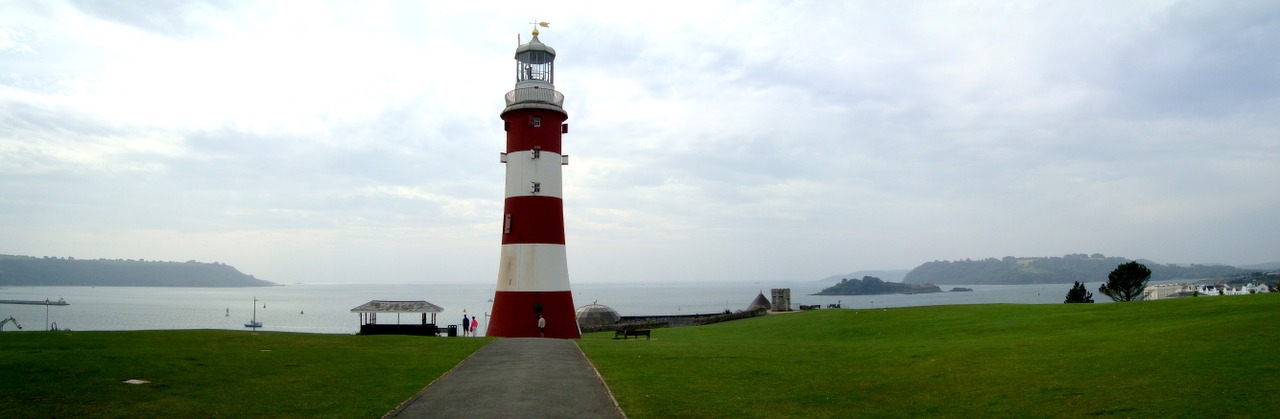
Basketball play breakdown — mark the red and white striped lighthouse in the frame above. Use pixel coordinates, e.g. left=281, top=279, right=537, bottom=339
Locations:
left=487, top=27, right=579, bottom=339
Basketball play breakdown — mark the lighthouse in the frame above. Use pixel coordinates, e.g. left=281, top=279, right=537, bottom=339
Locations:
left=487, top=27, right=579, bottom=339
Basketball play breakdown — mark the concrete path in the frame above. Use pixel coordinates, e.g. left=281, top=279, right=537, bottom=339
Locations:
left=385, top=338, right=625, bottom=419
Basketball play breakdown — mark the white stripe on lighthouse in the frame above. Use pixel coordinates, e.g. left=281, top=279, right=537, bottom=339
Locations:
left=504, top=150, right=564, bottom=199
left=496, top=243, right=570, bottom=291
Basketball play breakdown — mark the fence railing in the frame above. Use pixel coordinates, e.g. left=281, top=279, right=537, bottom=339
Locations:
left=505, top=87, right=564, bottom=107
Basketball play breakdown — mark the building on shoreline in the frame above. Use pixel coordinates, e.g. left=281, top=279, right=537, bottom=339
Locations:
left=1142, top=283, right=1271, bottom=300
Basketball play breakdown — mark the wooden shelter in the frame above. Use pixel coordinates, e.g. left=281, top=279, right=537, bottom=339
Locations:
left=350, top=300, right=443, bottom=336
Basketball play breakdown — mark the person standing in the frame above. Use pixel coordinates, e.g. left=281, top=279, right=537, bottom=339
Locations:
left=462, top=313, right=470, bottom=337
left=537, top=314, right=546, bottom=337
left=471, top=316, right=479, bottom=337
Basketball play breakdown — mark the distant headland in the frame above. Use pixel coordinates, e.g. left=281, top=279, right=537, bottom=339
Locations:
left=0, top=254, right=275, bottom=287
left=901, top=254, right=1273, bottom=285
left=821, top=254, right=1279, bottom=288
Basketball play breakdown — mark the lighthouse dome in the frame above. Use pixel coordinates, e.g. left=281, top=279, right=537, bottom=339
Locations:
left=515, top=34, right=556, bottom=60
left=575, top=303, right=620, bottom=328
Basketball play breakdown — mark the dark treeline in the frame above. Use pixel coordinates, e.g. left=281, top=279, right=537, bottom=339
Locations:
left=902, top=253, right=1252, bottom=285
left=815, top=276, right=942, bottom=295
left=0, top=254, right=275, bottom=287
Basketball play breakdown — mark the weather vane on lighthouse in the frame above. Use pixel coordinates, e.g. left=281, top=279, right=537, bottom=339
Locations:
left=487, top=23, right=578, bottom=339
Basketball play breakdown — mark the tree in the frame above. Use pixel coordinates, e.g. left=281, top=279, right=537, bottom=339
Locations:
left=1064, top=281, right=1094, bottom=303
left=1099, top=261, right=1151, bottom=302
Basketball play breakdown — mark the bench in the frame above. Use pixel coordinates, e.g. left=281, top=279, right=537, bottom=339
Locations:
left=614, top=329, right=651, bottom=340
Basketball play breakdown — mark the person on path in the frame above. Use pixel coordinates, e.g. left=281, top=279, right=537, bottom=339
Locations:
left=537, top=314, right=546, bottom=337
left=471, top=316, right=479, bottom=336
left=462, top=314, right=470, bottom=337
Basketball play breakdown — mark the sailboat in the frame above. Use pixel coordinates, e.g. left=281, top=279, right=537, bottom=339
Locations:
left=244, top=297, right=262, bottom=328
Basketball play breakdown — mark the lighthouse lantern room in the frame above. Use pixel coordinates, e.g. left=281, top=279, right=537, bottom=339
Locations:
left=487, top=27, right=579, bottom=339
left=516, top=38, right=553, bottom=85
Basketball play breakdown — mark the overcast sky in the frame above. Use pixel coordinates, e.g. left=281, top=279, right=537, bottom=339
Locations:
left=2, top=1, right=1277, bottom=285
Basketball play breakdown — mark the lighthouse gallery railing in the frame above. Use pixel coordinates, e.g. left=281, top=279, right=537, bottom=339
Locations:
left=505, top=87, right=564, bottom=108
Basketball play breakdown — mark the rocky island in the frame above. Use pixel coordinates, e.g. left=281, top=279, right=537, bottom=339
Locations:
left=814, top=276, right=942, bottom=296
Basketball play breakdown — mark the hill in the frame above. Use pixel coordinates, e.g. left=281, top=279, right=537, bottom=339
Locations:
left=0, top=254, right=275, bottom=287
left=817, top=269, right=910, bottom=283
left=1240, top=261, right=1280, bottom=271
left=902, top=253, right=1254, bottom=285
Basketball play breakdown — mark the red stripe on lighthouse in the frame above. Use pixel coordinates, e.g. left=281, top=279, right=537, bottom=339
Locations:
left=503, top=109, right=566, bottom=154
left=501, top=196, right=565, bottom=245
left=488, top=290, right=579, bottom=339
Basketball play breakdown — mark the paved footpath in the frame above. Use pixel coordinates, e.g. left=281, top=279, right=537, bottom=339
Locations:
left=385, top=338, right=625, bottom=419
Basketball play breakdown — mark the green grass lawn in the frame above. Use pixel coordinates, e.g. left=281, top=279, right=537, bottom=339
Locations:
left=3, top=296, right=1276, bottom=418
left=579, top=294, right=1280, bottom=418
left=0, top=330, right=490, bottom=418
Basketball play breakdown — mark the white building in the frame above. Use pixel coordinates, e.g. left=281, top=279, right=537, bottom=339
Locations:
left=1142, top=282, right=1271, bottom=300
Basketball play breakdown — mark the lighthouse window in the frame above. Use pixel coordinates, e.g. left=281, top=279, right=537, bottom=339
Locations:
left=532, top=149, right=541, bottom=159
left=518, top=51, right=553, bottom=82
left=532, top=117, right=541, bottom=127
left=531, top=182, right=541, bottom=194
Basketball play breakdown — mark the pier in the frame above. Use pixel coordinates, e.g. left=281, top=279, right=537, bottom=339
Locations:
left=0, top=298, right=69, bottom=331
left=0, top=298, right=69, bottom=306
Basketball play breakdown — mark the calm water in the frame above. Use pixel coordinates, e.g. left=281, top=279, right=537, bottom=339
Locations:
left=0, top=281, right=1108, bottom=335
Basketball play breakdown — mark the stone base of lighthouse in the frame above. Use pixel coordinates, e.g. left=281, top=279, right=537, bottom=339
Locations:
left=487, top=290, right=579, bottom=338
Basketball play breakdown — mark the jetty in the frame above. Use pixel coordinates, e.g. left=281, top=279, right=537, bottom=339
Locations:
left=0, top=298, right=69, bottom=306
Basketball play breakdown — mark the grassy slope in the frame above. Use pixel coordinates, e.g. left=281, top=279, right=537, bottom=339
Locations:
left=579, top=295, right=1279, bottom=418
left=0, top=331, right=490, bottom=418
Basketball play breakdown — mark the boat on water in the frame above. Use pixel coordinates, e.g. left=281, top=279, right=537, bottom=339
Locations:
left=245, top=297, right=262, bottom=328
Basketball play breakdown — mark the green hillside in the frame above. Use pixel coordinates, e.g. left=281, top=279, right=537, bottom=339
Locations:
left=0, top=254, right=275, bottom=287
left=903, top=253, right=1257, bottom=285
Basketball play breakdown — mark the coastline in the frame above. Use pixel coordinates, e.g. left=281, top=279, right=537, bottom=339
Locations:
left=0, top=281, right=1100, bottom=334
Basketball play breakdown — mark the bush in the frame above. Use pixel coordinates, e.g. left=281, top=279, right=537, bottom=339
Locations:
left=1065, top=281, right=1094, bottom=303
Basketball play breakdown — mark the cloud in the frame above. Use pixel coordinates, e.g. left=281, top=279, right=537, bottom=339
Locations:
left=2, top=1, right=1278, bottom=284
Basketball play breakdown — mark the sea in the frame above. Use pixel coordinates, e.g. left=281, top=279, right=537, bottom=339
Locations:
left=0, top=280, right=1140, bottom=335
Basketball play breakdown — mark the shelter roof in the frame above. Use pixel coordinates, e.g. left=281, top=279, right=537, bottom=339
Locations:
left=747, top=292, right=771, bottom=311
left=350, top=300, right=443, bottom=313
